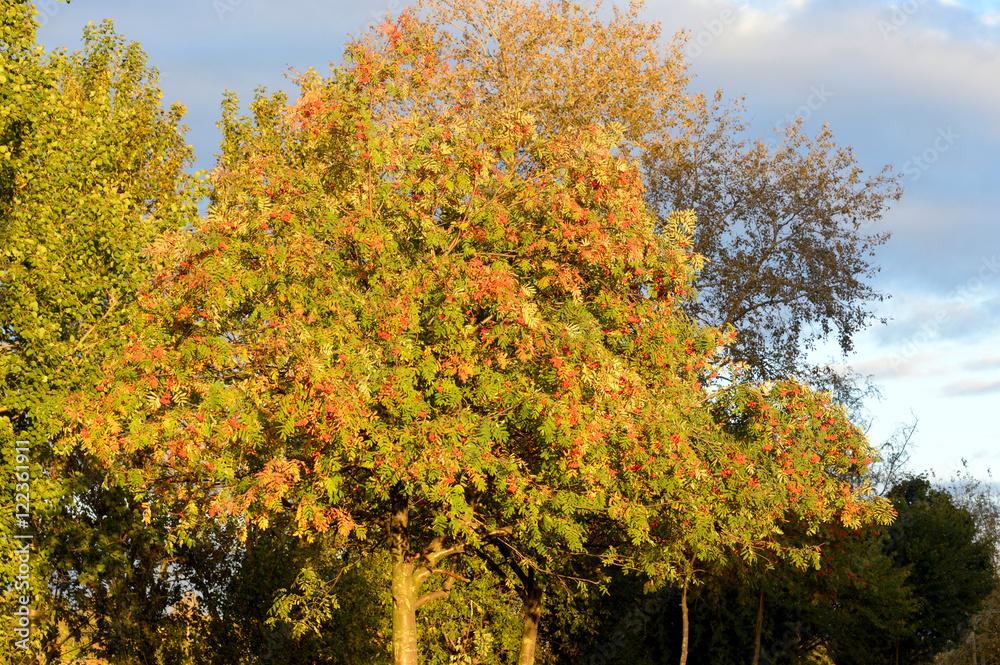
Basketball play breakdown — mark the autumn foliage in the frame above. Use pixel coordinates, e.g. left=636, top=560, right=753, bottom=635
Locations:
left=45, top=13, right=898, bottom=665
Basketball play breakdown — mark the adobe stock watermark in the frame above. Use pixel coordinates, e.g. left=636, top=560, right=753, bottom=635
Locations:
left=877, top=0, right=929, bottom=39
left=762, top=84, right=835, bottom=153
left=888, top=253, right=1000, bottom=371
left=34, top=0, right=60, bottom=27
left=761, top=621, right=808, bottom=664
left=213, top=0, right=246, bottom=21
left=11, top=439, right=33, bottom=652
left=686, top=0, right=749, bottom=61
left=902, top=127, right=960, bottom=182
left=783, top=84, right=834, bottom=127
left=583, top=585, right=677, bottom=664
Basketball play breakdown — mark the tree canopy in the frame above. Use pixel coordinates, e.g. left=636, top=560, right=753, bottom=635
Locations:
left=56, top=12, right=893, bottom=665
left=0, top=2, right=910, bottom=664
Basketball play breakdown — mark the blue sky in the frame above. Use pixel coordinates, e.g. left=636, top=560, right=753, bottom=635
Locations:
left=35, top=0, right=1000, bottom=482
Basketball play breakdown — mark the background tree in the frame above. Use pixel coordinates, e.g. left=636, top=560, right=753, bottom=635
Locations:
left=935, top=587, right=1000, bottom=665
left=643, top=114, right=901, bottom=405
left=934, top=463, right=1000, bottom=665
left=413, top=0, right=902, bottom=405
left=412, top=0, right=691, bottom=151
left=201, top=522, right=394, bottom=665
left=876, top=477, right=996, bottom=664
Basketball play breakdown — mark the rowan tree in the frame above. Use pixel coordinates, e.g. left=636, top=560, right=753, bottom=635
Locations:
left=937, top=587, right=1000, bottom=665
left=66, top=25, right=721, bottom=661
left=59, top=14, right=895, bottom=665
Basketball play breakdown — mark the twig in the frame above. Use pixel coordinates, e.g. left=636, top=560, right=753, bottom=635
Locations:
left=72, top=291, right=120, bottom=356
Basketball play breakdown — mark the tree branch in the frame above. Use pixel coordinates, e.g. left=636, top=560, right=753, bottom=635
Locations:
left=415, top=574, right=456, bottom=610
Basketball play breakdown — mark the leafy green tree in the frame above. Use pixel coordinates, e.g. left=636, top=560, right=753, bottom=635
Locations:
left=874, top=477, right=996, bottom=664
left=1, top=4, right=202, bottom=658
left=202, top=523, right=393, bottom=665
left=733, top=518, right=914, bottom=665
left=935, top=464, right=1000, bottom=665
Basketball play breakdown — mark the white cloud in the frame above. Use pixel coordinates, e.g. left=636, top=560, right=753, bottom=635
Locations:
left=942, top=378, right=1000, bottom=396
left=839, top=354, right=943, bottom=380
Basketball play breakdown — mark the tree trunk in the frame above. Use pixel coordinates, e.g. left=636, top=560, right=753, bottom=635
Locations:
left=751, top=589, right=764, bottom=665
left=679, top=580, right=690, bottom=665
left=389, top=489, right=471, bottom=665
left=391, top=488, right=420, bottom=665
left=517, top=582, right=544, bottom=665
